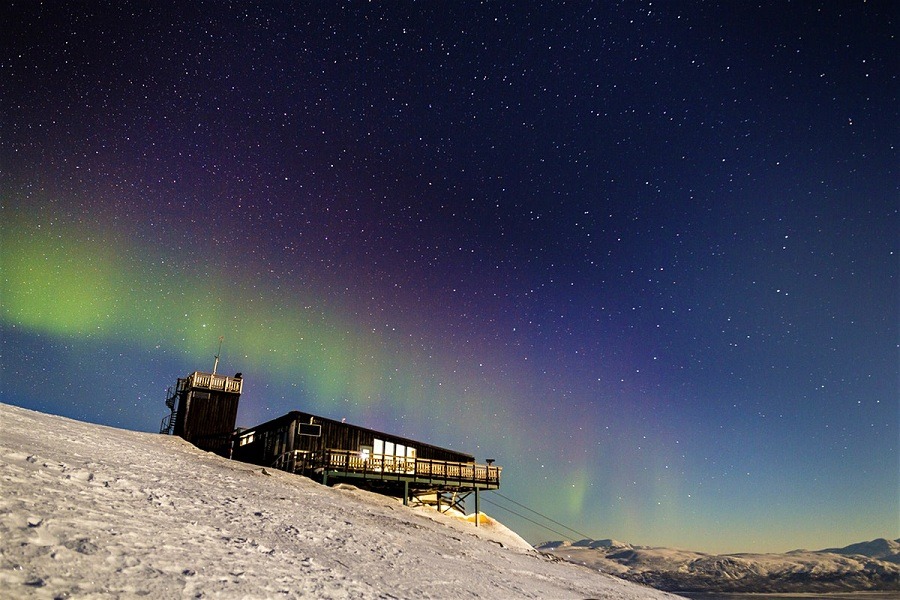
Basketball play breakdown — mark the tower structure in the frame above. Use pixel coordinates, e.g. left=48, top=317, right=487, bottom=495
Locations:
left=160, top=371, right=243, bottom=455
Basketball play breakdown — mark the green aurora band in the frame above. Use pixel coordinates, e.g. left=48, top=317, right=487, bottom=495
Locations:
left=2, top=215, right=528, bottom=451
left=2, top=212, right=698, bottom=543
left=12, top=226, right=364, bottom=390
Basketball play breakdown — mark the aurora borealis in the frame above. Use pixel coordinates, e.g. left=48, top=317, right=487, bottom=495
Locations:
left=2, top=2, right=897, bottom=553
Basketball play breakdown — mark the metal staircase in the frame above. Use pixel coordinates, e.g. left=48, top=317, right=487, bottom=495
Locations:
left=159, top=386, right=178, bottom=434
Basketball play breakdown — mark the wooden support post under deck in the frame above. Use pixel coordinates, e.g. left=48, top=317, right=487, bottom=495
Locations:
left=474, top=488, right=480, bottom=527
left=403, top=481, right=409, bottom=506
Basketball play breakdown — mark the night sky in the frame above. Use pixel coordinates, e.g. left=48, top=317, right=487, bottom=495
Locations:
left=2, top=2, right=897, bottom=553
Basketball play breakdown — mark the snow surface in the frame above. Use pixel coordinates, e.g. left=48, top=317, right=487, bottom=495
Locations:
left=0, top=403, right=684, bottom=599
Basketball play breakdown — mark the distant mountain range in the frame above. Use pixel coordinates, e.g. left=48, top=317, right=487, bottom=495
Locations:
left=536, top=537, right=900, bottom=593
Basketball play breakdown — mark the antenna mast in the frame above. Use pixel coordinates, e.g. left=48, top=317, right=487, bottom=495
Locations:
left=212, top=335, right=224, bottom=374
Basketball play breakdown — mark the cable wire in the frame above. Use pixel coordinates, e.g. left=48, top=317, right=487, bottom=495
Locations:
left=479, top=496, right=576, bottom=541
left=489, top=490, right=593, bottom=540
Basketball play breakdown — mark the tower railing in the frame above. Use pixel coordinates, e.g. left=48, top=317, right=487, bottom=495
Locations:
left=186, top=371, right=243, bottom=393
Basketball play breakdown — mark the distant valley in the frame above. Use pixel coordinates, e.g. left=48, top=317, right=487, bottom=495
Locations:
left=536, top=537, right=900, bottom=593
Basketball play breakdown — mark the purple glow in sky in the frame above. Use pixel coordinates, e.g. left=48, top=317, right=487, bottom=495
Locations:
left=2, top=1, right=897, bottom=553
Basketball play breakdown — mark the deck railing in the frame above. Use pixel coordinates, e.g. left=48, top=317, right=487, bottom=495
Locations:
left=322, top=449, right=501, bottom=488
left=186, top=371, right=243, bottom=393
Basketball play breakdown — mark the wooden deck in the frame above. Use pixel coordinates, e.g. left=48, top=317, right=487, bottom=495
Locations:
left=278, top=449, right=501, bottom=490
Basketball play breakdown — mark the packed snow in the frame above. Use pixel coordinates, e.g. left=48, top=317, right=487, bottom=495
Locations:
left=0, top=403, right=684, bottom=599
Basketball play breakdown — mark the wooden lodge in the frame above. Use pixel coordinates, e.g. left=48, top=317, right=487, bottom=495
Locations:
left=161, top=370, right=501, bottom=513
left=231, top=410, right=501, bottom=504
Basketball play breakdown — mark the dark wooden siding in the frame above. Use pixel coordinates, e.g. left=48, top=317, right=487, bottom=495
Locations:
left=233, top=411, right=474, bottom=466
left=174, top=389, right=240, bottom=453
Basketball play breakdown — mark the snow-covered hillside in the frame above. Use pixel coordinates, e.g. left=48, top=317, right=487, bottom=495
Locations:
left=537, top=538, right=900, bottom=593
left=0, top=403, right=682, bottom=599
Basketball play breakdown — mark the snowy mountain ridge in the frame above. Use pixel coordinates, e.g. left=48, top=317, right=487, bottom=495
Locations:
left=819, top=538, right=900, bottom=563
left=536, top=538, right=900, bottom=593
left=0, top=403, right=682, bottom=599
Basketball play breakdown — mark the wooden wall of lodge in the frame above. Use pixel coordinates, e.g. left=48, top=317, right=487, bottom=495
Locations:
left=233, top=410, right=475, bottom=468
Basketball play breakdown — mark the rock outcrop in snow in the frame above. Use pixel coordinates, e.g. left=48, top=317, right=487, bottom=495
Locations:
left=0, top=403, right=681, bottom=599
left=536, top=538, right=900, bottom=593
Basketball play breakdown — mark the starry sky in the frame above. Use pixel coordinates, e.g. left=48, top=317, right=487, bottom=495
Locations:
left=2, top=2, right=897, bottom=553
